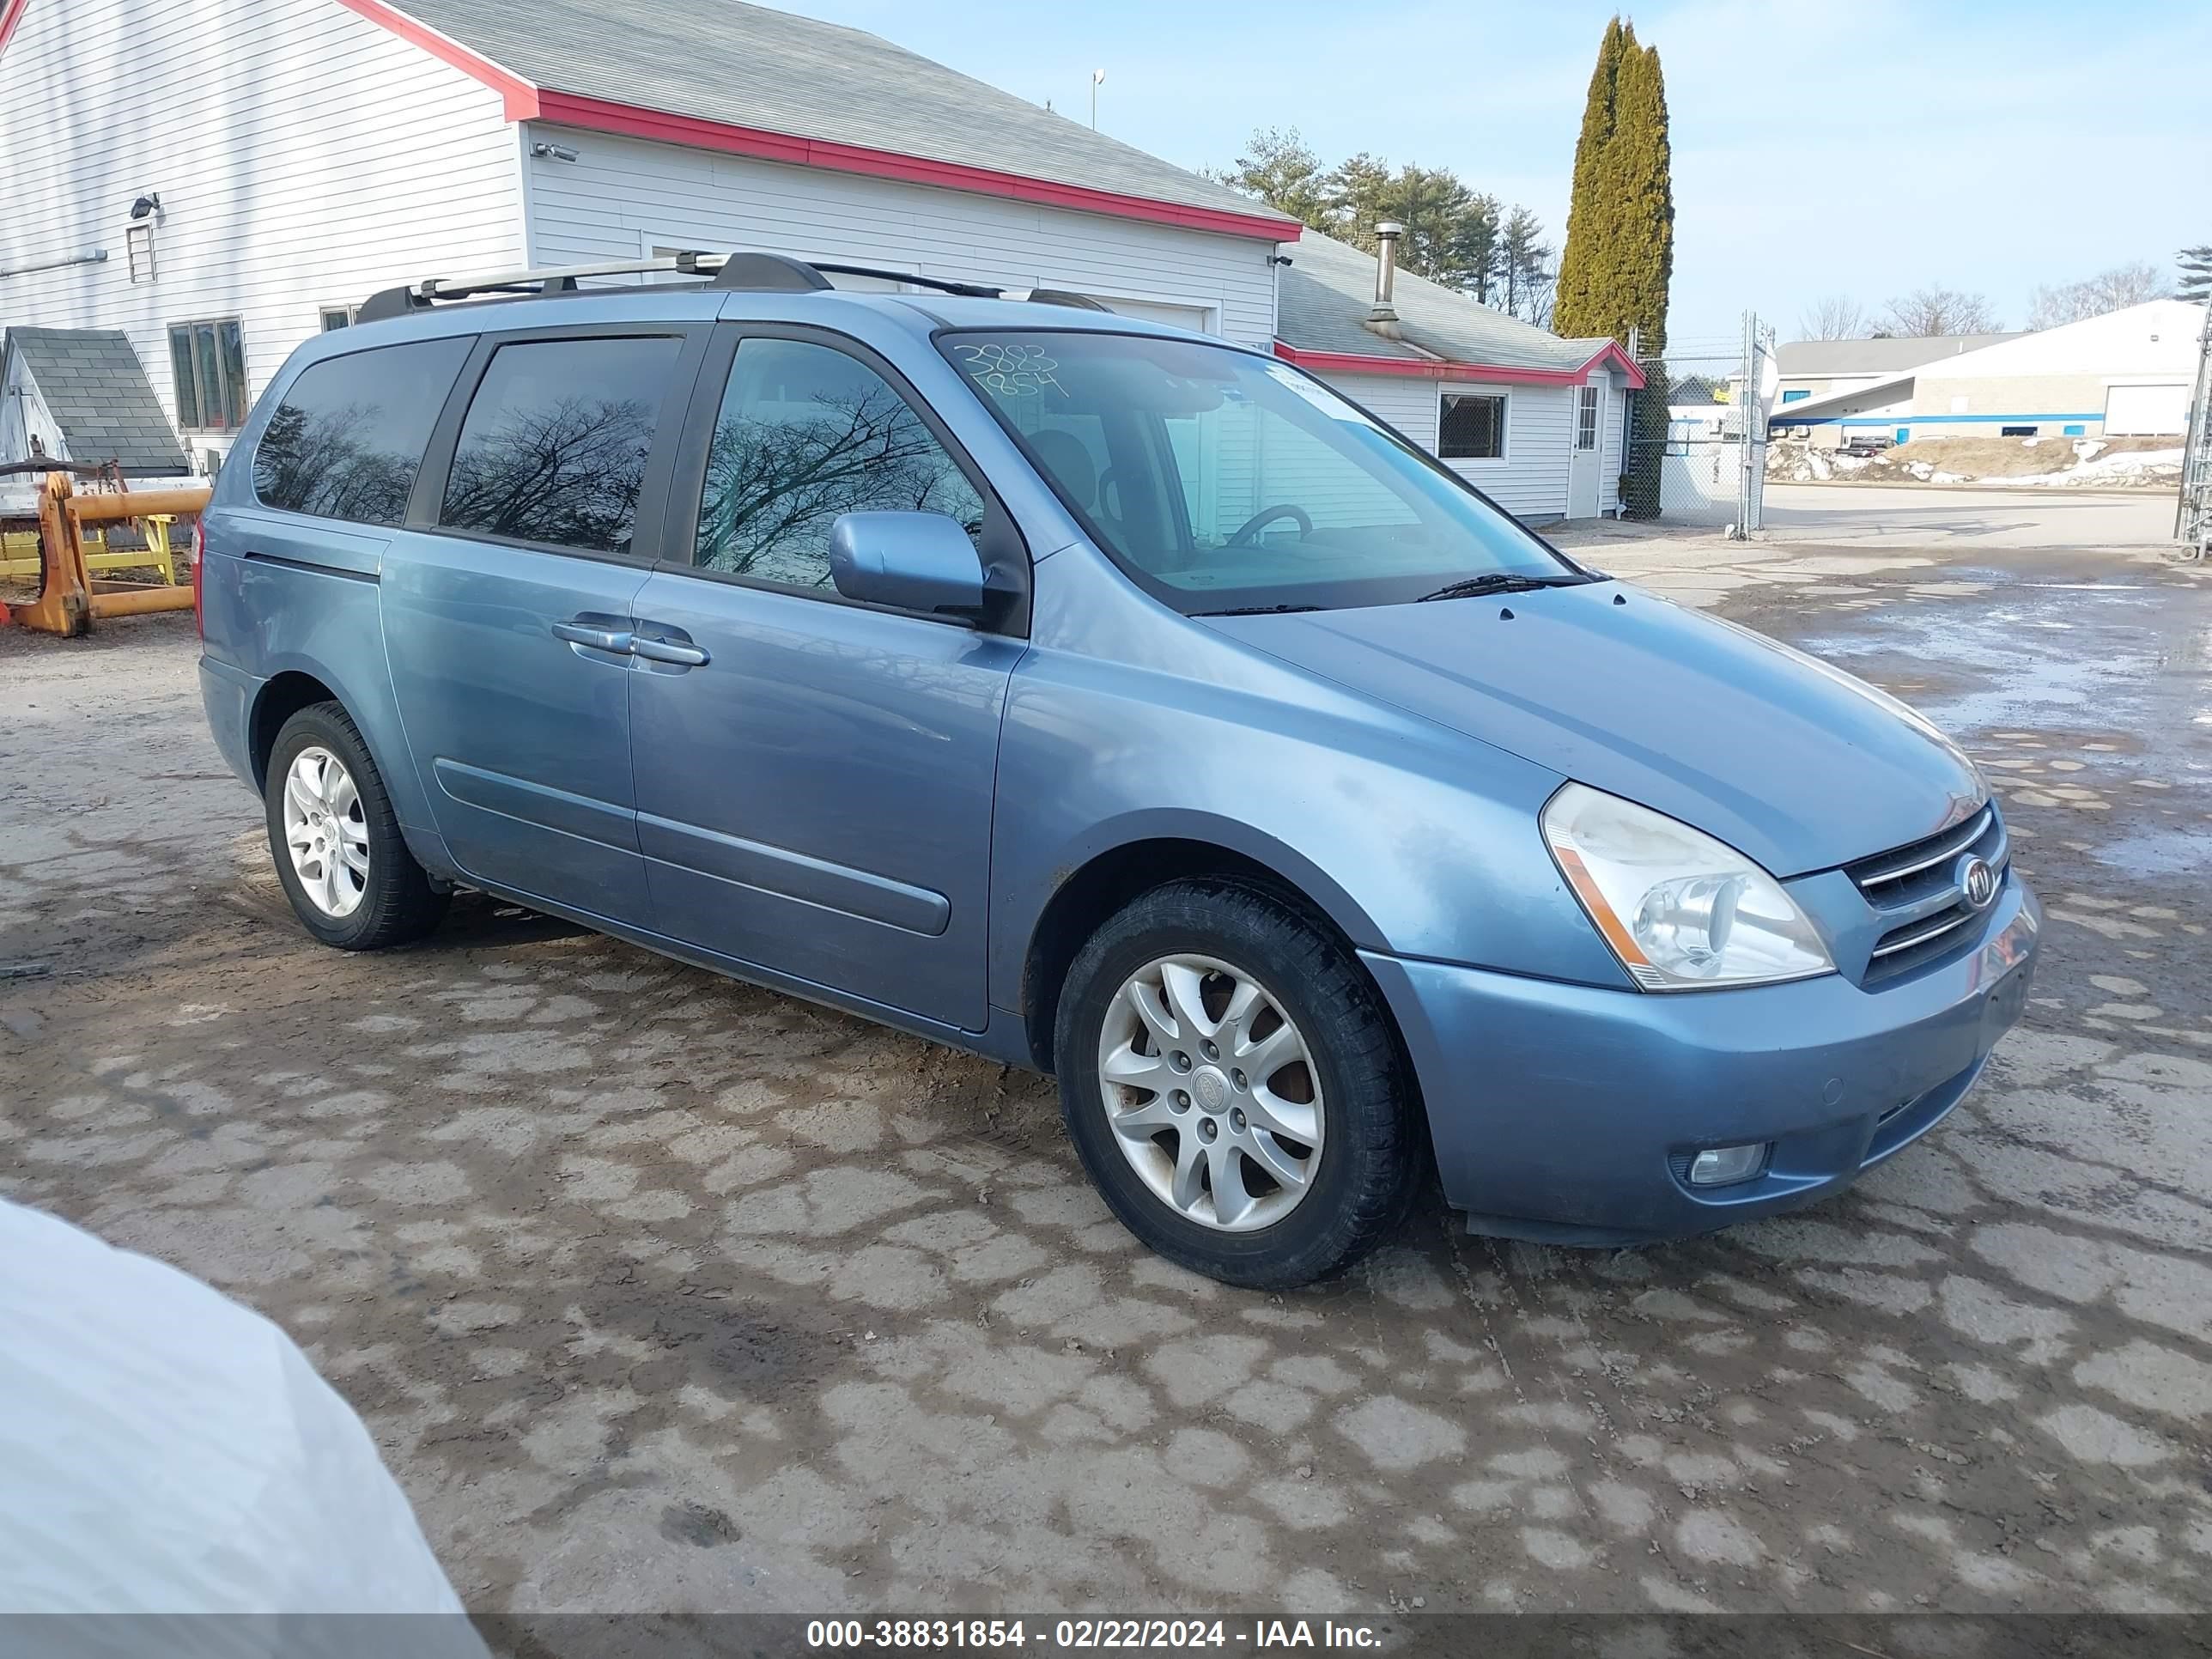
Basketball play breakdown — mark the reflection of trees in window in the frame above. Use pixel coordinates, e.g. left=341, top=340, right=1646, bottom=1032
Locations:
left=442, top=395, right=658, bottom=553
left=696, top=381, right=985, bottom=586
left=253, top=401, right=418, bottom=526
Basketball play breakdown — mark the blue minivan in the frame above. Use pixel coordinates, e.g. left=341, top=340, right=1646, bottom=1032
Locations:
left=198, top=252, right=2039, bottom=1286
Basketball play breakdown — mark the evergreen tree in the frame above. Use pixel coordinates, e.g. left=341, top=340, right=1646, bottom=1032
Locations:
left=1553, top=17, right=1674, bottom=517
left=1498, top=206, right=1555, bottom=325
left=1210, top=127, right=1331, bottom=227
left=1551, top=18, right=1630, bottom=342
left=1553, top=17, right=1673, bottom=356
left=2179, top=244, right=2212, bottom=303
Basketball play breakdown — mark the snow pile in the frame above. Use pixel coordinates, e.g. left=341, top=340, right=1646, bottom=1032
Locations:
left=1765, top=434, right=2183, bottom=489
left=2006, top=447, right=2183, bottom=489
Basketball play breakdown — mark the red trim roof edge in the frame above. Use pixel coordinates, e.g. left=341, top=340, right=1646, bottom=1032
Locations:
left=532, top=92, right=1298, bottom=242
left=331, top=3, right=1297, bottom=242
left=0, top=0, right=33, bottom=59
left=1275, top=340, right=1645, bottom=389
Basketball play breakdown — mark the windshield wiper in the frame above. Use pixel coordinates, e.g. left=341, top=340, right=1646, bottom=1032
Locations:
left=1192, top=603, right=1325, bottom=617
left=1415, top=572, right=1585, bottom=603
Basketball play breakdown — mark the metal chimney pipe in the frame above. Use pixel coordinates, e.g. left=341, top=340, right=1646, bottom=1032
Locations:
left=1370, top=222, right=1405, bottom=320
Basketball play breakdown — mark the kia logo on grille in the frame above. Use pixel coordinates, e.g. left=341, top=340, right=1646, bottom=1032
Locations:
left=1957, top=854, right=1999, bottom=911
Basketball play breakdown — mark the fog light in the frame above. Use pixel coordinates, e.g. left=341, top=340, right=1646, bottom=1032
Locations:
left=1688, top=1143, right=1769, bottom=1187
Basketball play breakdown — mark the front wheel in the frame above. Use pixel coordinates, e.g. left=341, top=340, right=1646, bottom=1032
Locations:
left=1054, top=881, right=1421, bottom=1288
left=264, top=702, right=448, bottom=951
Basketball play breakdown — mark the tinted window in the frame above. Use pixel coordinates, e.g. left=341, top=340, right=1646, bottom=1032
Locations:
left=441, top=336, right=684, bottom=554
left=253, top=337, right=471, bottom=525
left=693, top=338, right=985, bottom=587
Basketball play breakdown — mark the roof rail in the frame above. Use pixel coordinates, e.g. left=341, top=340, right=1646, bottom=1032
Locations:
left=355, top=250, right=1116, bottom=322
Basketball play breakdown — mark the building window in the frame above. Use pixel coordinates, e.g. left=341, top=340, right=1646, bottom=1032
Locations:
left=1437, top=391, right=1507, bottom=460
left=126, top=222, right=157, bottom=284
left=319, top=307, right=357, bottom=331
left=1576, top=384, right=1600, bottom=450
left=2062, top=424, right=2086, bottom=437
left=2000, top=425, right=2038, bottom=438
left=168, top=319, right=248, bottom=429
left=1780, top=387, right=1809, bottom=404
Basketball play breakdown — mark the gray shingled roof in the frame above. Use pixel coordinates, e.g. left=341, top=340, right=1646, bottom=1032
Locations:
left=1776, top=333, right=2021, bottom=377
left=1276, top=231, right=1611, bottom=373
left=3, top=328, right=188, bottom=475
left=393, top=0, right=1296, bottom=230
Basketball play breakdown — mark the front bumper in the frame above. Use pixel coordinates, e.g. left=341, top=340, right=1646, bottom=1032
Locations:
left=1364, top=876, right=2040, bottom=1246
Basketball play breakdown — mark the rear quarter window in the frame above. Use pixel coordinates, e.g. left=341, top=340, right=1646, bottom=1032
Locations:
left=252, top=337, right=472, bottom=526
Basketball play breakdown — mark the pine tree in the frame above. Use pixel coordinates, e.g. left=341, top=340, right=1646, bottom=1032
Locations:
left=2179, top=244, right=2212, bottom=303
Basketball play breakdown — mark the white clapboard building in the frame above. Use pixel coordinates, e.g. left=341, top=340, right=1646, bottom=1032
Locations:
left=0, top=0, right=1636, bottom=520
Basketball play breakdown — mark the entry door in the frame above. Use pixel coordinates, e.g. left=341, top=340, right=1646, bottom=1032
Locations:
left=381, top=328, right=699, bottom=924
left=1566, top=380, right=1605, bottom=518
left=627, top=331, right=1023, bottom=1030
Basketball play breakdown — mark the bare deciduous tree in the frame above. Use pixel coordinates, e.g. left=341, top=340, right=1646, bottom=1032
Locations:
left=2027, top=261, right=2168, bottom=329
left=1795, top=295, right=1866, bottom=341
left=1875, top=286, right=2002, bottom=337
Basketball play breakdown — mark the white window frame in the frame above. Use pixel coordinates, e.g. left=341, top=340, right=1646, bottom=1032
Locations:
left=1437, top=385, right=1510, bottom=465
left=1576, top=383, right=1600, bottom=451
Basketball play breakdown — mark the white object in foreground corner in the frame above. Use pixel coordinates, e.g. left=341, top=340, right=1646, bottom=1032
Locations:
left=0, top=1199, right=488, bottom=1656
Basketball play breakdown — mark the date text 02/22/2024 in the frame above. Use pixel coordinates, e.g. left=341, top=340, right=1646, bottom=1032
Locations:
left=803, top=1619, right=1386, bottom=1650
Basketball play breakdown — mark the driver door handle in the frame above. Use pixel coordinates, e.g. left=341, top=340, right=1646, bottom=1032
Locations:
left=551, top=620, right=633, bottom=653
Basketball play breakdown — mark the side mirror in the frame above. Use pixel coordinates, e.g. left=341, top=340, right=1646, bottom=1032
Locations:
left=828, top=512, right=987, bottom=618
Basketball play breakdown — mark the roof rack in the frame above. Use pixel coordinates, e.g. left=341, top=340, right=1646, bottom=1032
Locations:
left=355, top=250, right=1116, bottom=323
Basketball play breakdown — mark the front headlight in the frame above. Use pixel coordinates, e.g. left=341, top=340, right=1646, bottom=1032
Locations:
left=1541, top=782, right=1834, bottom=991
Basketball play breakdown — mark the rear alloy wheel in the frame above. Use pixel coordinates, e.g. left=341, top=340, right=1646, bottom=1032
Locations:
left=281, top=746, right=369, bottom=920
left=1056, top=881, right=1421, bottom=1288
left=264, top=702, right=448, bottom=951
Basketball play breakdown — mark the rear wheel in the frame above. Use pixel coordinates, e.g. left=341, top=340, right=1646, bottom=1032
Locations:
left=1054, top=881, right=1420, bottom=1288
left=264, top=702, right=447, bottom=951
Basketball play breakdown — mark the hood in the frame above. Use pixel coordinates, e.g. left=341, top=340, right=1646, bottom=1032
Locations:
left=1200, top=581, right=1984, bottom=878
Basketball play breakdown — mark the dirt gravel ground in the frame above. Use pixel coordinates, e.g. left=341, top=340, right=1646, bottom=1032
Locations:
left=3, top=532, right=2209, bottom=1619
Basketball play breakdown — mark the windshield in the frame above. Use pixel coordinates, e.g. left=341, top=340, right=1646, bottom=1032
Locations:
left=939, top=330, right=1584, bottom=613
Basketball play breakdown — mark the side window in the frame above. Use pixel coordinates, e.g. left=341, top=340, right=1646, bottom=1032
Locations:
left=252, top=337, right=471, bottom=526
left=440, top=336, right=685, bottom=555
left=694, top=337, right=986, bottom=588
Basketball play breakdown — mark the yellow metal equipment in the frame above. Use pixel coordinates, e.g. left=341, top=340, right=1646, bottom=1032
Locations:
left=6, top=472, right=210, bottom=636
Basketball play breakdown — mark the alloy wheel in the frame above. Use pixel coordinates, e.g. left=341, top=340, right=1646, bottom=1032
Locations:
left=282, top=746, right=369, bottom=919
left=1095, top=953, right=1324, bottom=1231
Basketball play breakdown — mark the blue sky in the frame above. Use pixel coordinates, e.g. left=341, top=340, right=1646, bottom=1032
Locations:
left=772, top=0, right=2210, bottom=347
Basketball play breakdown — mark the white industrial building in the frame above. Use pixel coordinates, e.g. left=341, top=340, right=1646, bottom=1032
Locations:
left=1771, top=302, right=2205, bottom=447
left=0, top=0, right=1637, bottom=520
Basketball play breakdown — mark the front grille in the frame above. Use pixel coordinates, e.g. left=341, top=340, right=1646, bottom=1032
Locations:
left=1849, top=804, right=2008, bottom=983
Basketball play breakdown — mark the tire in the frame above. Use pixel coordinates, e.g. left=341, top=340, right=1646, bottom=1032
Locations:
left=1054, top=880, right=1421, bottom=1289
left=264, top=702, right=448, bottom=951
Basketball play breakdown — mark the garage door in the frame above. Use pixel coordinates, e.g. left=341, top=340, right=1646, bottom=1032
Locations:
left=1103, top=298, right=1213, bottom=334
left=2104, top=383, right=2189, bottom=436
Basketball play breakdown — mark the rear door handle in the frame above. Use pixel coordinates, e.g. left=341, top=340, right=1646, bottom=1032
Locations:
left=629, top=632, right=709, bottom=667
left=552, top=620, right=633, bottom=653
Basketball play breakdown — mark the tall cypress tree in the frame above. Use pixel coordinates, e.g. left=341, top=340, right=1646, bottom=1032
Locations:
left=1554, top=18, right=1674, bottom=516
left=1553, top=18, right=1673, bottom=356
left=1552, top=18, right=1629, bottom=339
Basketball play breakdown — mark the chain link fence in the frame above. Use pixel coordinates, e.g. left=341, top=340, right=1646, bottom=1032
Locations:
left=1620, top=315, right=1772, bottom=533
left=2179, top=303, right=2211, bottom=560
